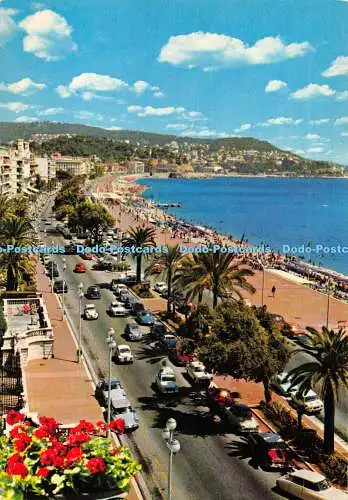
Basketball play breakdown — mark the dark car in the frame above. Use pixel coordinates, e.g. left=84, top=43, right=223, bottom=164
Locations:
left=53, top=280, right=68, bottom=293
left=131, top=301, right=146, bottom=315
left=86, top=285, right=101, bottom=299
left=124, top=322, right=143, bottom=341
left=248, top=432, right=293, bottom=470
left=150, top=321, right=167, bottom=340
left=47, top=267, right=59, bottom=278
left=159, top=334, right=177, bottom=350
left=119, top=275, right=137, bottom=285
left=119, top=290, right=132, bottom=303
left=124, top=297, right=137, bottom=310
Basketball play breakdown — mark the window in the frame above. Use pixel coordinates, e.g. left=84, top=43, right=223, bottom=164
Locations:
left=289, top=476, right=303, bottom=486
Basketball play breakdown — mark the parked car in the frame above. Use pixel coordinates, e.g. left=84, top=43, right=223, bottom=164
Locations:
left=249, top=432, right=293, bottom=470
left=155, top=367, right=179, bottom=394
left=272, top=372, right=299, bottom=397
left=86, top=285, right=101, bottom=299
left=276, top=469, right=347, bottom=499
left=114, top=344, right=133, bottom=364
left=124, top=323, right=143, bottom=341
left=168, top=346, right=194, bottom=366
left=154, top=282, right=168, bottom=295
left=150, top=321, right=167, bottom=339
left=111, top=395, right=139, bottom=432
left=119, top=275, right=137, bottom=285
left=131, top=301, right=146, bottom=315
left=47, top=267, right=59, bottom=278
left=95, top=379, right=125, bottom=404
left=186, top=361, right=213, bottom=385
left=112, top=283, right=128, bottom=296
left=136, top=310, right=155, bottom=326
left=74, top=262, right=87, bottom=273
left=83, top=304, right=99, bottom=320
left=124, top=296, right=137, bottom=310
left=53, top=280, right=68, bottom=293
left=223, top=404, right=259, bottom=433
left=119, top=290, right=132, bottom=303
left=159, top=334, right=177, bottom=350
left=107, top=301, right=127, bottom=317
left=291, top=390, right=324, bottom=414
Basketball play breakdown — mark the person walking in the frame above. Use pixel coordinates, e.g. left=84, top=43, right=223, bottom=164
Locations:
left=271, top=285, right=276, bottom=297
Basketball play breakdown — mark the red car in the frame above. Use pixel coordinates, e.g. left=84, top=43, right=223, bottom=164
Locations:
left=168, top=346, right=195, bottom=366
left=74, top=263, right=87, bottom=273
left=206, top=387, right=241, bottom=410
left=81, top=253, right=93, bottom=261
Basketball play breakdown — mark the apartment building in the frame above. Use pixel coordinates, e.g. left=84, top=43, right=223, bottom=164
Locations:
left=52, top=153, right=90, bottom=177
left=0, top=139, right=32, bottom=195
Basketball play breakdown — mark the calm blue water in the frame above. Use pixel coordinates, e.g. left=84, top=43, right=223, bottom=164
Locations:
left=137, top=177, right=348, bottom=275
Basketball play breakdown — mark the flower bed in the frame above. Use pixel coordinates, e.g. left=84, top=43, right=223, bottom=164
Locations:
left=0, top=411, right=141, bottom=499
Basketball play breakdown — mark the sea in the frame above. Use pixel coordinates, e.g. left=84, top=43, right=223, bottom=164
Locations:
left=137, top=177, right=348, bottom=276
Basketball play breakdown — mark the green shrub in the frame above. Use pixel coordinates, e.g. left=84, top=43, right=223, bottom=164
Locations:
left=321, top=454, right=348, bottom=486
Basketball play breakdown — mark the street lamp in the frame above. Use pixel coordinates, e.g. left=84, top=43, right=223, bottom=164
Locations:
left=77, top=283, right=84, bottom=362
left=106, top=328, right=117, bottom=437
left=61, top=258, right=66, bottom=320
left=256, top=254, right=268, bottom=307
left=50, top=241, right=55, bottom=293
left=162, top=418, right=181, bottom=500
left=326, top=277, right=336, bottom=328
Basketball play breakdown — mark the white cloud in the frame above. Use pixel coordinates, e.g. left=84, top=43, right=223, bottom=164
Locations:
left=19, top=9, right=77, bottom=61
left=234, top=123, right=252, bottom=133
left=322, top=56, right=348, bottom=77
left=38, top=107, right=64, bottom=116
left=306, top=133, right=321, bottom=140
left=181, top=128, right=229, bottom=138
left=341, top=132, right=348, bottom=137
left=0, top=6, right=17, bottom=47
left=70, top=73, right=128, bottom=92
left=307, top=147, right=324, bottom=153
left=336, top=90, right=348, bottom=101
left=55, top=84, right=72, bottom=99
left=290, top=83, right=335, bottom=100
left=308, top=118, right=330, bottom=125
left=0, top=77, right=46, bottom=95
left=103, top=126, right=122, bottom=131
left=133, top=80, right=151, bottom=94
left=335, top=116, right=348, bottom=125
left=158, top=32, right=313, bottom=71
left=265, top=80, right=288, bottom=93
left=81, top=91, right=113, bottom=101
left=153, top=91, right=165, bottom=98
left=127, top=105, right=185, bottom=117
left=260, top=116, right=303, bottom=126
left=0, top=101, right=30, bottom=113
left=166, top=124, right=188, bottom=130
left=15, top=116, right=39, bottom=123
left=31, top=3, right=46, bottom=10
left=74, top=110, right=103, bottom=121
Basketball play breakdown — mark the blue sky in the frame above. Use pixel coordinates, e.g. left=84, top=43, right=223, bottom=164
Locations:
left=0, top=0, right=347, bottom=163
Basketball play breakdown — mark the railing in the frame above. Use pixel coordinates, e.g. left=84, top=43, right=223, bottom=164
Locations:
left=25, top=328, right=53, bottom=339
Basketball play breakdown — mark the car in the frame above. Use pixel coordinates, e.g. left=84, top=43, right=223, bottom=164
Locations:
left=112, top=283, right=128, bottom=296
left=111, top=396, right=139, bottom=432
left=124, top=296, right=137, bottom=310
left=276, top=469, right=347, bottom=499
left=119, top=275, right=137, bottom=285
left=136, top=310, right=155, bottom=326
left=249, top=432, right=293, bottom=470
left=168, top=346, right=194, bottom=366
left=81, top=253, right=93, bottom=260
left=95, top=379, right=125, bottom=405
left=186, top=361, right=213, bottom=385
left=45, top=220, right=51, bottom=225
left=223, top=404, right=259, bottom=433
left=131, top=301, right=146, bottom=315
left=272, top=372, right=299, bottom=397
left=74, top=262, right=87, bottom=273
left=154, top=282, right=168, bottom=295
left=207, top=386, right=241, bottom=411
left=47, top=267, right=59, bottom=278
left=291, top=389, right=324, bottom=414
left=83, top=304, right=99, bottom=320
left=119, top=290, right=132, bottom=303
left=150, top=321, right=167, bottom=339
left=159, top=334, right=177, bottom=351
left=107, top=300, right=127, bottom=317
left=42, top=256, right=51, bottom=266
left=53, top=280, right=68, bottom=293
left=155, top=367, right=179, bottom=394
left=124, top=323, right=143, bottom=341
left=114, top=344, right=134, bottom=364
left=86, top=285, right=101, bottom=299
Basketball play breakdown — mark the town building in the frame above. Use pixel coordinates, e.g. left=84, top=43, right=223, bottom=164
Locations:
left=52, top=153, right=91, bottom=177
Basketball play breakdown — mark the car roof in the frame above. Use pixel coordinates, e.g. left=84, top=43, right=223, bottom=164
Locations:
left=85, top=304, right=95, bottom=308
left=289, top=469, right=325, bottom=482
left=303, top=389, right=318, bottom=397
left=88, top=285, right=98, bottom=289
left=191, top=361, right=204, bottom=367
left=258, top=432, right=284, bottom=443
left=160, top=366, right=174, bottom=374
left=118, top=344, right=130, bottom=350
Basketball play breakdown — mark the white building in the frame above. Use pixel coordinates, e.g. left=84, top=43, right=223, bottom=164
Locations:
left=53, top=155, right=90, bottom=177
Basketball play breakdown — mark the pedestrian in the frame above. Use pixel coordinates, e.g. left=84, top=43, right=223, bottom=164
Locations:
left=271, top=285, right=276, bottom=297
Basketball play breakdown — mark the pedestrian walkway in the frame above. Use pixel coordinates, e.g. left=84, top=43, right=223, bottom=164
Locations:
left=22, top=263, right=142, bottom=499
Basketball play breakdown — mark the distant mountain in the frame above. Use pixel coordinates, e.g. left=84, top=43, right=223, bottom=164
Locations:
left=0, top=121, right=278, bottom=152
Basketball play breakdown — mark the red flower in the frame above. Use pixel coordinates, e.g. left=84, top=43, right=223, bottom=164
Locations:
left=65, top=447, right=83, bottom=467
left=72, top=419, right=95, bottom=434
left=14, top=433, right=31, bottom=452
left=67, top=431, right=91, bottom=446
left=52, top=455, right=65, bottom=468
left=111, top=448, right=121, bottom=455
left=10, top=425, right=26, bottom=439
left=39, top=417, right=58, bottom=435
left=34, top=427, right=50, bottom=439
left=96, top=420, right=107, bottom=432
left=36, top=467, right=50, bottom=478
left=6, top=455, right=28, bottom=478
left=40, top=449, right=55, bottom=466
left=86, top=457, right=106, bottom=474
left=6, top=410, right=24, bottom=426
left=109, top=418, right=125, bottom=435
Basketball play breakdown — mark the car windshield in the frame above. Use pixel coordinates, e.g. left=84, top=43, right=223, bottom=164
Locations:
left=194, top=366, right=204, bottom=372
left=162, top=376, right=176, bottom=382
left=119, top=348, right=130, bottom=354
left=304, top=394, right=318, bottom=402
left=315, top=479, right=330, bottom=491
left=105, top=381, right=121, bottom=390
left=86, top=306, right=95, bottom=310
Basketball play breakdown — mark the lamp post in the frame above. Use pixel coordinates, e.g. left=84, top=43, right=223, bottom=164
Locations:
left=77, top=283, right=84, bottom=362
left=50, top=241, right=55, bottom=293
left=162, top=418, right=180, bottom=500
left=61, top=258, right=66, bottom=320
left=257, top=254, right=267, bottom=307
left=326, top=277, right=336, bottom=328
left=106, top=328, right=117, bottom=438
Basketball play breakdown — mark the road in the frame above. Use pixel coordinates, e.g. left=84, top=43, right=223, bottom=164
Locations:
left=37, top=222, right=284, bottom=498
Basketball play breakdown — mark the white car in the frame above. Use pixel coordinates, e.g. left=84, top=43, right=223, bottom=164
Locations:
left=113, top=283, right=128, bottom=296
left=114, top=344, right=134, bottom=364
left=83, top=304, right=99, bottom=320
left=224, top=404, right=259, bottom=433
left=107, top=301, right=127, bottom=317
left=186, top=361, right=213, bottom=384
left=272, top=371, right=299, bottom=397
left=110, top=393, right=138, bottom=431
left=154, top=282, right=168, bottom=294
left=276, top=469, right=347, bottom=499
left=155, top=367, right=179, bottom=394
left=291, top=389, right=324, bottom=414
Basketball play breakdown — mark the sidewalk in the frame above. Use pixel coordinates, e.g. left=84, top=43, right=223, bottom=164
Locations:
left=23, top=263, right=141, bottom=500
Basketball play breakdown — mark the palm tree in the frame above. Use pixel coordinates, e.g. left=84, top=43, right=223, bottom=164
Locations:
left=145, top=245, right=183, bottom=314
left=174, top=254, right=205, bottom=303
left=123, top=226, right=156, bottom=282
left=175, top=253, right=255, bottom=308
left=286, top=327, right=348, bottom=454
left=0, top=217, right=35, bottom=291
left=0, top=195, right=13, bottom=219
